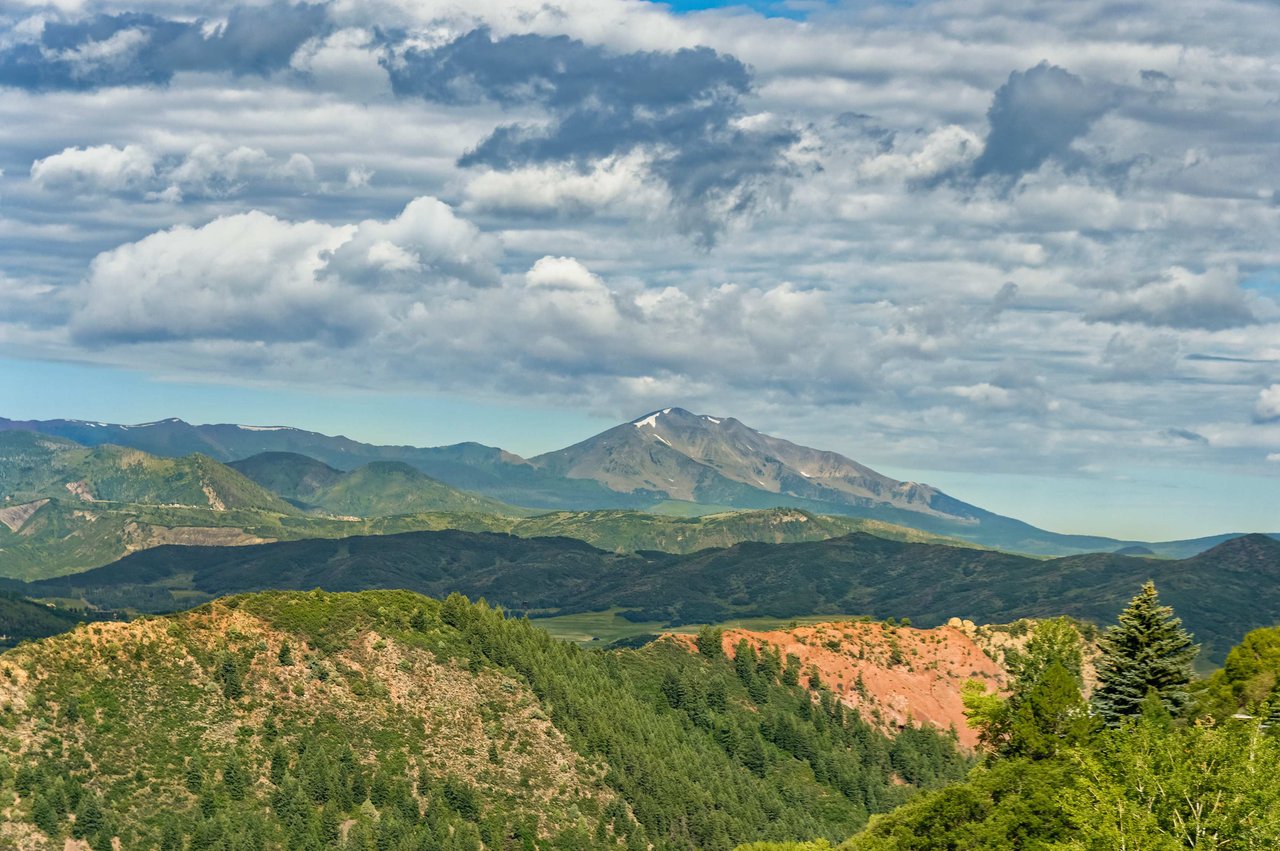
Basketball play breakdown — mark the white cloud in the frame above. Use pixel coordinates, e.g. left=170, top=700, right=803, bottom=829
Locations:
left=525, top=256, right=605, bottom=291
left=31, top=144, right=156, bottom=193
left=74, top=211, right=358, bottom=344
left=290, top=28, right=392, bottom=98
left=1257, top=385, right=1280, bottom=423
left=5, top=0, right=1280, bottom=497
left=462, top=154, right=667, bottom=217
left=345, top=165, right=374, bottom=188
left=1087, top=266, right=1259, bottom=330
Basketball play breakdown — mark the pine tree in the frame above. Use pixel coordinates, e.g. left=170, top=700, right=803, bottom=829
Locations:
left=223, top=751, right=249, bottom=800
left=1006, top=661, right=1094, bottom=758
left=1092, top=581, right=1197, bottom=726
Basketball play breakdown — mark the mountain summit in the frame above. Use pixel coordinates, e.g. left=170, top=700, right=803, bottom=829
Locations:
left=532, top=407, right=960, bottom=520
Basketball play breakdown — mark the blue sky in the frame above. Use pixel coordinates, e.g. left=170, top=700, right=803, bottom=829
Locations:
left=1, top=0, right=1277, bottom=540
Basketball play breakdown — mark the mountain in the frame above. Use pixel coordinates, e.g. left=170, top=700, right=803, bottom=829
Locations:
left=0, top=430, right=295, bottom=514
left=28, top=531, right=1280, bottom=664
left=6, top=413, right=1275, bottom=556
left=0, top=415, right=644, bottom=511
left=0, top=589, right=968, bottom=850
left=227, top=451, right=524, bottom=516
left=532, top=408, right=959, bottom=519
left=0, top=438, right=978, bottom=579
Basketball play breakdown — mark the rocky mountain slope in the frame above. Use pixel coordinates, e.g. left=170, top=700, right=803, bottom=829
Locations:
left=0, top=590, right=968, bottom=850
left=25, top=530, right=1280, bottom=664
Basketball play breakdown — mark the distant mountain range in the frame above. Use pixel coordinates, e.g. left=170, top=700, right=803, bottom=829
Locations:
left=1, top=429, right=979, bottom=579
left=24, top=528, right=1280, bottom=664
left=5, top=410, right=1272, bottom=556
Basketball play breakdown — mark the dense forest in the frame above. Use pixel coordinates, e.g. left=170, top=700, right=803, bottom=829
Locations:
left=24, top=528, right=1280, bottom=664
left=0, top=590, right=968, bottom=850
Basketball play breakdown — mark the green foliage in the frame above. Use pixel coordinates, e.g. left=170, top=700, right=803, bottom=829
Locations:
left=841, top=757, right=1078, bottom=850
left=697, top=626, right=726, bottom=659
left=1004, top=662, right=1093, bottom=760
left=1056, top=714, right=1280, bottom=849
left=963, top=618, right=1092, bottom=758
left=1092, top=581, right=1197, bottom=726
left=1193, top=625, right=1280, bottom=720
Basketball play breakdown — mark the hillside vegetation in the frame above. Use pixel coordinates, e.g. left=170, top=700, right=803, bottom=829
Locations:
left=31, top=529, right=1280, bottom=664
left=0, top=487, right=974, bottom=581
left=228, top=452, right=525, bottom=517
left=0, top=590, right=968, bottom=850
left=739, top=587, right=1280, bottom=851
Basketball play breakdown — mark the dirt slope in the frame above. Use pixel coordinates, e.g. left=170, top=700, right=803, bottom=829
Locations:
left=673, top=619, right=1047, bottom=749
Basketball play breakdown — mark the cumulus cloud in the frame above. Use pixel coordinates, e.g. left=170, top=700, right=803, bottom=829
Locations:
left=71, top=196, right=501, bottom=347
left=1087, top=266, right=1258, bottom=330
left=30, top=143, right=155, bottom=191
left=462, top=153, right=667, bottom=217
left=386, top=28, right=798, bottom=244
left=30, top=142, right=318, bottom=199
left=972, top=62, right=1114, bottom=180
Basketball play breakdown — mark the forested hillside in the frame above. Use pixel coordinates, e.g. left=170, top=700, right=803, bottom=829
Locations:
left=0, top=590, right=968, bottom=850
left=31, top=530, right=1280, bottom=664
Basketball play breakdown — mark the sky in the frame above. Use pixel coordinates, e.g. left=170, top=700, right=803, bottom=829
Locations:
left=0, top=0, right=1277, bottom=540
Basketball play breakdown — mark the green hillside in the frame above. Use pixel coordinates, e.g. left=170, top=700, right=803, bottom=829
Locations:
left=0, top=590, right=967, bottom=850
left=25, top=529, right=1280, bottom=664
left=228, top=452, right=525, bottom=517
left=0, top=592, right=94, bottom=649
left=509, top=510, right=983, bottom=554
left=0, top=487, right=973, bottom=581
left=0, top=430, right=294, bottom=514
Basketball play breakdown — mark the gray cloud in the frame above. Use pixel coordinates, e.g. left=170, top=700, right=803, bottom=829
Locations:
left=386, top=28, right=798, bottom=245
left=0, top=3, right=330, bottom=90
left=1161, top=427, right=1208, bottom=444
left=1087, top=266, right=1258, bottom=331
left=971, top=62, right=1114, bottom=180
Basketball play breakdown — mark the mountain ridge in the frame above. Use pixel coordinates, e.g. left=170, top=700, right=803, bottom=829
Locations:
left=4, top=413, right=1274, bottom=557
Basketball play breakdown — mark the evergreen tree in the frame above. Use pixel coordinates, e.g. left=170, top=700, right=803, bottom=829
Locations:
left=72, top=791, right=105, bottom=839
left=277, top=641, right=294, bottom=666
left=696, top=626, right=725, bottom=659
left=1005, top=661, right=1093, bottom=759
left=1092, top=581, right=1197, bottom=726
left=223, top=751, right=249, bottom=800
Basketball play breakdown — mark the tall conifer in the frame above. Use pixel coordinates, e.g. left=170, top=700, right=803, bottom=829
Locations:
left=1092, top=581, right=1197, bottom=726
